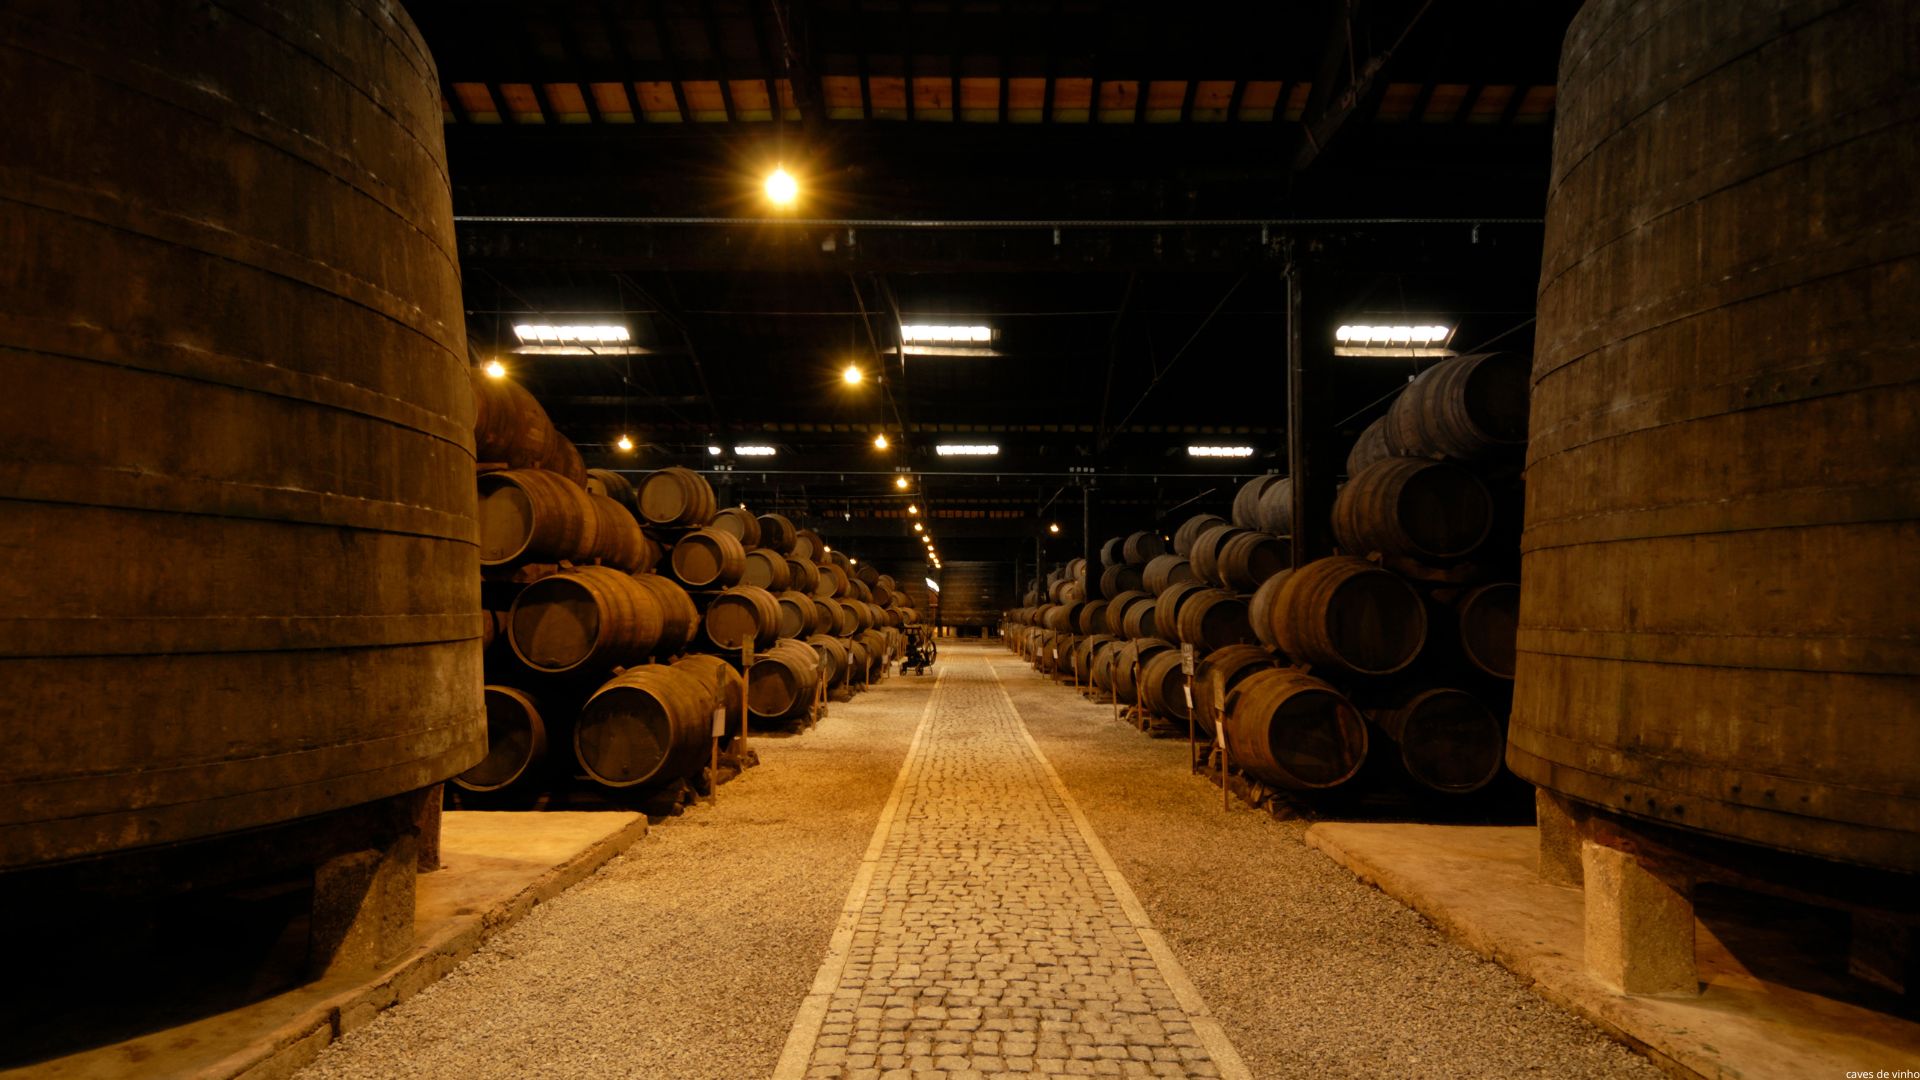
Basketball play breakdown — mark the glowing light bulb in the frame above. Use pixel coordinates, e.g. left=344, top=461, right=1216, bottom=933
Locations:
left=764, top=166, right=798, bottom=207
left=843, top=364, right=864, bottom=385
left=873, top=433, right=888, bottom=449
left=1048, top=523, right=1060, bottom=534
left=616, top=434, right=634, bottom=452
left=913, top=523, right=923, bottom=532
left=483, top=360, right=506, bottom=379
left=894, top=476, right=909, bottom=490
left=907, top=504, right=918, bottom=515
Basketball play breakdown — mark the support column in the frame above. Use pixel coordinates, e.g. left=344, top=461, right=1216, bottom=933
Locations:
left=1581, top=840, right=1698, bottom=996
left=1536, top=789, right=1583, bottom=887
left=1285, top=256, right=1307, bottom=570
left=308, top=791, right=423, bottom=978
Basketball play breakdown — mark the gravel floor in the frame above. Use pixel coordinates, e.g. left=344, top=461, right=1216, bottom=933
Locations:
left=988, top=648, right=1663, bottom=1080
left=297, top=671, right=938, bottom=1080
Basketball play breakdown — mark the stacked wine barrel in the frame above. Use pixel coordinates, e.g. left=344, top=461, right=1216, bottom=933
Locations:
left=460, top=391, right=906, bottom=800
left=1004, top=350, right=1528, bottom=803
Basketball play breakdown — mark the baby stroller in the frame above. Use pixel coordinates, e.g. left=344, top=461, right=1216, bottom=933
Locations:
left=901, top=624, right=937, bottom=675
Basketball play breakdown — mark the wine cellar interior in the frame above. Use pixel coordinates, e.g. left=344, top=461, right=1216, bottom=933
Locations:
left=1, top=1, right=1914, bottom=1078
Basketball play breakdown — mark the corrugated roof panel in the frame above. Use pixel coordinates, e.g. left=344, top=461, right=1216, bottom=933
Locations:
left=1097, top=80, right=1138, bottom=122
left=1283, top=82, right=1311, bottom=120
left=1006, top=77, right=1046, bottom=122
left=912, top=76, right=953, bottom=121
left=869, top=76, right=908, bottom=120
left=729, top=79, right=773, bottom=121
left=1467, top=84, right=1514, bottom=122
left=453, top=82, right=500, bottom=123
left=634, top=81, right=683, bottom=122
left=822, top=75, right=864, bottom=119
left=1051, top=77, right=1093, bottom=122
left=1191, top=80, right=1234, bottom=122
left=590, top=82, right=635, bottom=122
left=1513, top=84, right=1556, bottom=123
left=681, top=80, right=727, bottom=121
left=1144, top=80, right=1186, bottom=122
left=497, top=83, right=544, bottom=122
left=1422, top=83, right=1469, bottom=122
left=543, top=83, right=591, bottom=123
left=1373, top=81, right=1422, bottom=122
left=1237, top=80, right=1281, bottom=121
left=959, top=77, right=999, bottom=122
left=775, top=79, right=801, bottom=120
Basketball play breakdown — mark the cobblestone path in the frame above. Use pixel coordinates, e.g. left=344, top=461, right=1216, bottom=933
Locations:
left=779, top=654, right=1249, bottom=1080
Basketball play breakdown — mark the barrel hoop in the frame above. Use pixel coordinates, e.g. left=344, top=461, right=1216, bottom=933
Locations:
left=0, top=5, right=457, bottom=266
left=1517, top=624, right=1915, bottom=675
left=0, top=612, right=484, bottom=658
left=0, top=320, right=471, bottom=452
left=1520, top=480, right=1920, bottom=551
left=0, top=168, right=462, bottom=359
left=0, top=464, right=479, bottom=545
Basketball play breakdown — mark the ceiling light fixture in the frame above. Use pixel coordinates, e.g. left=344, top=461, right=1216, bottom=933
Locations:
left=913, top=523, right=923, bottom=532
left=895, top=476, right=910, bottom=490
left=925, top=577, right=940, bottom=592
left=707, top=445, right=723, bottom=456
left=873, top=433, right=889, bottom=449
left=934, top=444, right=999, bottom=456
left=734, top=445, right=776, bottom=457
left=1187, top=445, right=1255, bottom=457
left=616, top=434, right=634, bottom=452
left=512, top=324, right=630, bottom=344
left=482, top=359, right=507, bottom=379
left=843, top=364, right=864, bottom=385
left=1333, top=324, right=1457, bottom=358
left=764, top=166, right=799, bottom=207
left=1048, top=523, right=1061, bottom=534
left=907, top=504, right=918, bottom=515
left=900, top=324, right=994, bottom=343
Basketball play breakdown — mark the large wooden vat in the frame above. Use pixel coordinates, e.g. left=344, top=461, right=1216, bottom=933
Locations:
left=1510, top=0, right=1920, bottom=871
left=0, top=0, right=484, bottom=869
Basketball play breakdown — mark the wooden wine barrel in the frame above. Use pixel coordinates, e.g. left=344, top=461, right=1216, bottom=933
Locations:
left=1154, top=581, right=1210, bottom=631
left=586, top=468, right=636, bottom=511
left=1099, top=563, right=1146, bottom=598
left=809, top=597, right=838, bottom=636
left=742, top=547, right=793, bottom=591
left=1192, top=644, right=1279, bottom=719
left=509, top=566, right=665, bottom=674
left=1332, top=457, right=1492, bottom=563
left=670, top=654, right=746, bottom=745
left=1247, top=570, right=1290, bottom=652
left=574, top=666, right=714, bottom=789
left=748, top=640, right=823, bottom=722
left=847, top=640, right=870, bottom=681
left=1173, top=514, right=1228, bottom=556
left=471, top=373, right=586, bottom=484
left=785, top=555, right=822, bottom=594
left=1174, top=590, right=1257, bottom=654
left=631, top=573, right=701, bottom=655
left=588, top=493, right=656, bottom=572
left=821, top=563, right=852, bottom=599
left=1383, top=353, right=1529, bottom=463
left=1090, top=638, right=1126, bottom=691
left=1231, top=475, right=1282, bottom=531
left=1074, top=634, right=1117, bottom=683
left=1120, top=599, right=1162, bottom=641
left=830, top=599, right=860, bottom=637
left=1138, top=650, right=1191, bottom=720
left=702, top=585, right=781, bottom=652
left=1223, top=670, right=1368, bottom=790
left=1269, top=557, right=1425, bottom=676
left=757, top=513, right=798, bottom=553
left=669, top=527, right=747, bottom=589
left=1512, top=0, right=1920, bottom=871
left=1189, top=524, right=1250, bottom=587
left=1121, top=530, right=1169, bottom=564
left=1455, top=582, right=1519, bottom=681
left=776, top=589, right=817, bottom=639
left=857, top=629, right=889, bottom=677
left=1113, top=638, right=1174, bottom=705
left=0, top=0, right=492, bottom=867
left=710, top=506, right=763, bottom=549
left=1374, top=688, right=1504, bottom=795
left=637, top=466, right=717, bottom=527
left=1215, top=530, right=1289, bottom=592
left=452, top=687, right=550, bottom=794
left=1099, top=537, right=1128, bottom=567
left=1252, top=477, right=1295, bottom=536
left=477, top=469, right=598, bottom=567
left=1104, top=591, right=1151, bottom=636
left=1142, top=555, right=1196, bottom=594
left=1346, top=416, right=1393, bottom=477
left=794, top=528, right=829, bottom=564
left=1077, top=600, right=1110, bottom=637
left=808, top=634, right=852, bottom=687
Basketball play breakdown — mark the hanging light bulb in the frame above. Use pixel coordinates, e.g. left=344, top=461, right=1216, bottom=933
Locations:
left=482, top=359, right=506, bottom=379
left=873, top=433, right=889, bottom=449
left=616, top=434, right=634, bottom=452
left=907, top=504, right=918, bottom=515
left=894, top=476, right=909, bottom=490
left=913, top=523, right=923, bottom=532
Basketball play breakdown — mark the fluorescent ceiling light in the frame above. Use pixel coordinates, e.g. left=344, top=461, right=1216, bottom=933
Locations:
left=1188, top=445, right=1255, bottom=458
left=934, top=444, right=1000, bottom=456
left=900, top=324, right=994, bottom=344
left=899, top=345, right=1003, bottom=359
left=925, top=577, right=941, bottom=592
left=512, top=324, right=631, bottom=344
left=733, top=445, right=777, bottom=456
left=707, top=445, right=723, bottom=455
left=1333, top=324, right=1457, bottom=358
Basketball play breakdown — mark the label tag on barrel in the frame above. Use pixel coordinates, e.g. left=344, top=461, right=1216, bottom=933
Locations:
left=712, top=707, right=727, bottom=738
left=1215, top=720, right=1225, bottom=746
left=1183, top=685, right=1193, bottom=710
left=1181, top=644, right=1195, bottom=676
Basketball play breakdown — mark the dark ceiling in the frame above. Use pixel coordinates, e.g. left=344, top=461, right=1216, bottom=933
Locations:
left=408, top=0, right=1572, bottom=577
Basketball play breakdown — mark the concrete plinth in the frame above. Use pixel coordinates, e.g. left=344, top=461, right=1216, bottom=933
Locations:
left=1304, top=822, right=1920, bottom=1080
left=4, top=811, right=648, bottom=1080
left=1582, top=841, right=1698, bottom=997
